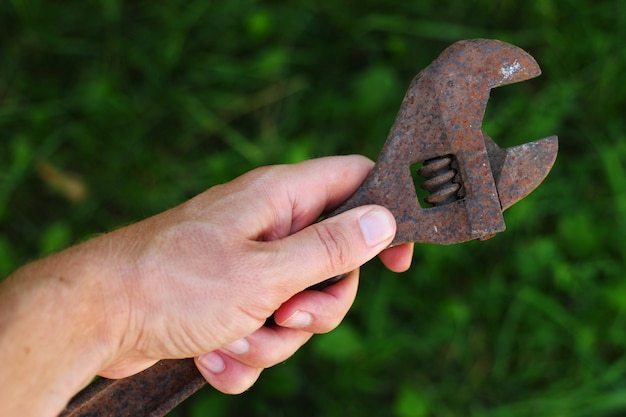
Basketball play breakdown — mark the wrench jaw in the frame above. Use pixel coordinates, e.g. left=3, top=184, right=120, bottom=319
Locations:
left=437, top=38, right=542, bottom=89
left=493, top=135, right=559, bottom=211
left=332, top=39, right=557, bottom=246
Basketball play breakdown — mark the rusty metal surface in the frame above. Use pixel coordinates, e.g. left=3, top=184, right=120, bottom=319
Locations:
left=58, top=39, right=558, bottom=417
left=331, top=38, right=557, bottom=245
left=59, top=359, right=205, bottom=417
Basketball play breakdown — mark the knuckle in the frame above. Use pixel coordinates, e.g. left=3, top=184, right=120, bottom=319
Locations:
left=313, top=222, right=354, bottom=274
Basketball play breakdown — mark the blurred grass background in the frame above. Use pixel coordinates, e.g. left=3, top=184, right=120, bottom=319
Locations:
left=1, top=0, right=626, bottom=416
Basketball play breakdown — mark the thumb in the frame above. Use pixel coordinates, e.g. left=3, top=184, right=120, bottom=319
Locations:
left=271, top=205, right=396, bottom=292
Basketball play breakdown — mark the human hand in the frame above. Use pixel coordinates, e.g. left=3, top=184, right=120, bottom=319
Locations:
left=89, top=155, right=413, bottom=393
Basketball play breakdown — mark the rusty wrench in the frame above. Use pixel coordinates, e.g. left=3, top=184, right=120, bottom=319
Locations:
left=59, top=38, right=557, bottom=417
left=330, top=38, right=557, bottom=245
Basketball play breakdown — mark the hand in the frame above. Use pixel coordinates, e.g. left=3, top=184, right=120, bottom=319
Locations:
left=94, top=155, right=412, bottom=393
left=0, top=155, right=413, bottom=416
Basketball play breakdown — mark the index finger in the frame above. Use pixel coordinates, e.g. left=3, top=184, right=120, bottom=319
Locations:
left=223, top=155, right=374, bottom=241
left=280, top=155, right=375, bottom=233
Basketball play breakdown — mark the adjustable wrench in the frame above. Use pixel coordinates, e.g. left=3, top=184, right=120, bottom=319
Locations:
left=331, top=38, right=557, bottom=245
left=59, top=38, right=558, bottom=417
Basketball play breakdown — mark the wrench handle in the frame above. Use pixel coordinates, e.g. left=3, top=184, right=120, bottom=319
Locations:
left=59, top=359, right=206, bottom=417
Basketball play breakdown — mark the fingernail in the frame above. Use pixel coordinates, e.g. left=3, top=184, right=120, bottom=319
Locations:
left=280, top=310, right=312, bottom=329
left=359, top=209, right=394, bottom=247
left=199, top=351, right=225, bottom=374
left=223, top=337, right=250, bottom=355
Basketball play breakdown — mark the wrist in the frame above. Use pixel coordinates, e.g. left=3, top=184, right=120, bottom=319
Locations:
left=0, top=241, right=121, bottom=416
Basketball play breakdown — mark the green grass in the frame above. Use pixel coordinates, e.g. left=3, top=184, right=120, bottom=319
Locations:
left=2, top=0, right=626, bottom=416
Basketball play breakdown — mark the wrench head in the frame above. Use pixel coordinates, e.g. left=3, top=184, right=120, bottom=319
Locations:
left=332, top=39, right=558, bottom=245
